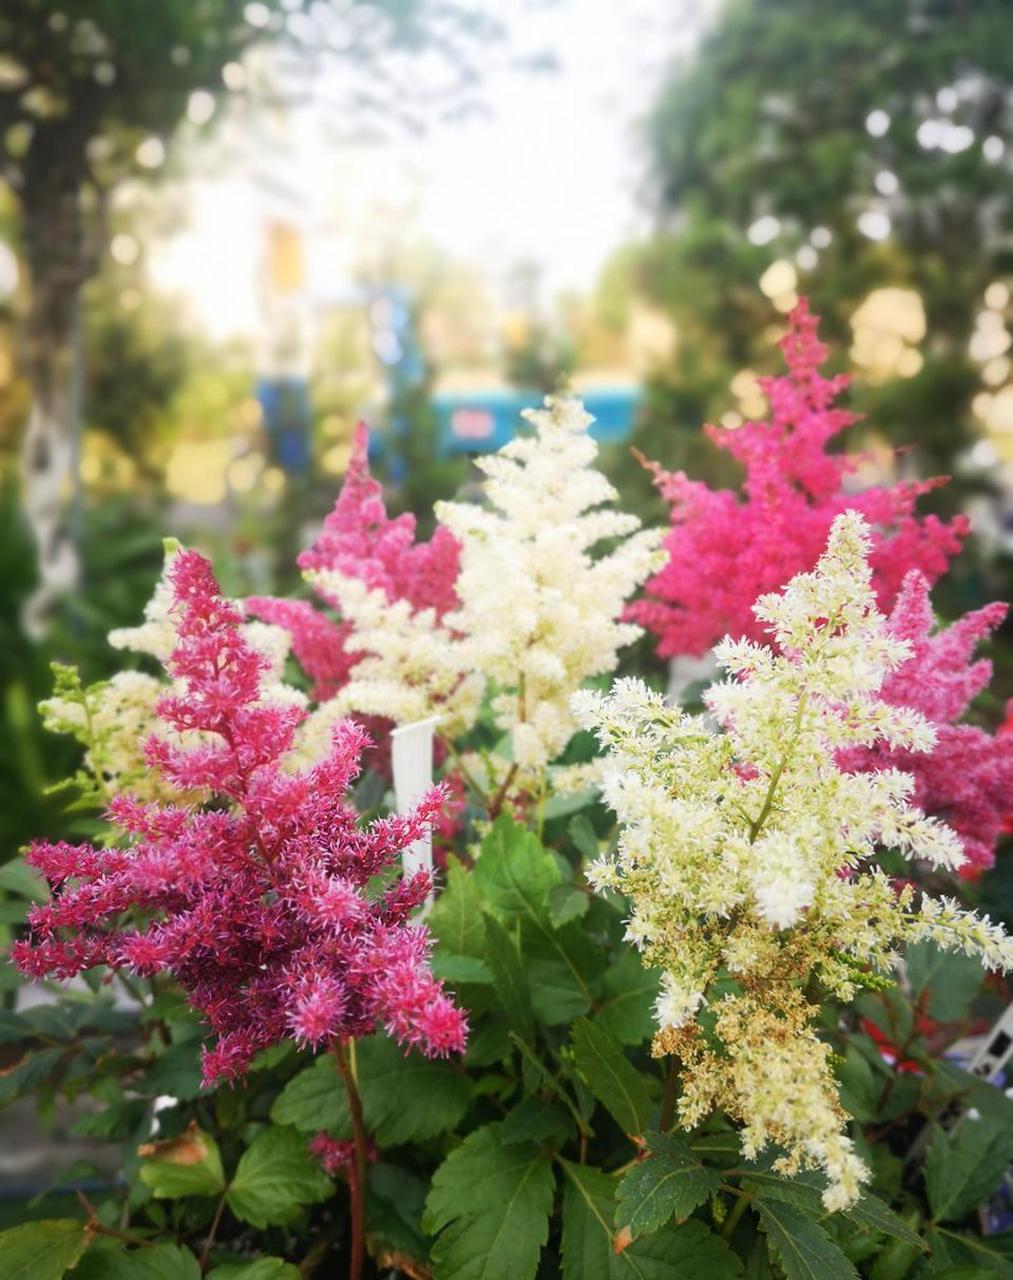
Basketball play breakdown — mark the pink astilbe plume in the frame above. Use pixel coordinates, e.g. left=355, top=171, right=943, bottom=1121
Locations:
left=628, top=299, right=969, bottom=658
left=840, top=572, right=1013, bottom=878
left=246, top=422, right=460, bottom=701
left=14, top=550, right=467, bottom=1083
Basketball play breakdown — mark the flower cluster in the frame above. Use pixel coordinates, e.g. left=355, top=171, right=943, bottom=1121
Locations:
left=296, top=398, right=662, bottom=801
left=247, top=421, right=462, bottom=732
left=840, top=572, right=1013, bottom=877
left=575, top=512, right=1013, bottom=1210
left=16, top=549, right=466, bottom=1082
left=41, top=540, right=304, bottom=804
left=627, top=299, right=968, bottom=659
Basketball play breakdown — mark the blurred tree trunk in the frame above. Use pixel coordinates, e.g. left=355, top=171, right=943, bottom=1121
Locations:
left=18, top=130, right=99, bottom=635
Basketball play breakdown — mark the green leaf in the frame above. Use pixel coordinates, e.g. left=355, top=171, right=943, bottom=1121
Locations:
left=431, top=856, right=487, bottom=958
left=424, top=1124, right=555, bottom=1280
left=925, top=1119, right=1013, bottom=1223
left=367, top=1164, right=429, bottom=1263
left=525, top=918, right=603, bottom=1024
left=207, top=1261, right=300, bottom=1280
left=501, top=1096, right=575, bottom=1146
left=75, top=1244, right=201, bottom=1280
left=746, top=1169, right=926, bottom=1252
left=927, top=1060, right=1013, bottom=1125
left=615, top=1130, right=720, bottom=1237
left=596, top=952, right=661, bottom=1045
left=430, top=953, right=492, bottom=985
left=757, top=1200, right=858, bottom=1280
left=572, top=1018, right=654, bottom=1136
left=0, top=1220, right=89, bottom=1280
left=226, top=1126, right=333, bottom=1229
left=0, top=857, right=48, bottom=900
left=141, top=1039, right=207, bottom=1101
left=922, top=1226, right=1013, bottom=1278
left=906, top=941, right=984, bottom=1023
left=568, top=814, right=601, bottom=862
left=0, top=1047, right=64, bottom=1106
left=474, top=815, right=561, bottom=921
left=356, top=1035, right=472, bottom=1145
left=483, top=912, right=535, bottom=1041
left=269, top=1056, right=350, bottom=1135
left=138, top=1122, right=226, bottom=1199
left=549, top=882, right=590, bottom=928
left=560, top=1161, right=742, bottom=1279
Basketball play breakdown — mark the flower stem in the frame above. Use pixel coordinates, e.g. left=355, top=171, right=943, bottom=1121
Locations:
left=198, top=1191, right=227, bottom=1272
left=333, top=1040, right=368, bottom=1280
left=659, top=1059, right=678, bottom=1131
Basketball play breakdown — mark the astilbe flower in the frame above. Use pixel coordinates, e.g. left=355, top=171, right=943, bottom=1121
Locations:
left=15, top=549, right=466, bottom=1084
left=574, top=512, right=1013, bottom=1211
left=40, top=540, right=304, bottom=805
left=247, top=421, right=460, bottom=687
left=628, top=298, right=968, bottom=659
left=840, top=572, right=1013, bottom=877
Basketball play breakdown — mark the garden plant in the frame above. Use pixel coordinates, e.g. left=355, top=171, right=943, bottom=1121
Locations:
left=3, top=303, right=1013, bottom=1280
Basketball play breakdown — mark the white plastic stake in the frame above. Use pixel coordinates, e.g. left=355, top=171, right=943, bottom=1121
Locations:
left=391, top=715, right=441, bottom=898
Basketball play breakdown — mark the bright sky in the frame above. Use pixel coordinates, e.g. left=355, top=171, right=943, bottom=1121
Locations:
left=147, top=0, right=714, bottom=340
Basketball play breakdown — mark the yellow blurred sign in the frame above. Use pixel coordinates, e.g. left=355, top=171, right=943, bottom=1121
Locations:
left=266, top=221, right=306, bottom=295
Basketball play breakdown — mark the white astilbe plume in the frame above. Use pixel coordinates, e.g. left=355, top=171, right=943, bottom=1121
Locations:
left=573, top=511, right=1013, bottom=1211
left=311, top=396, right=662, bottom=798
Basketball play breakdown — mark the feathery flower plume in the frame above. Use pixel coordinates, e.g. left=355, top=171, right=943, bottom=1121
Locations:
left=16, top=549, right=466, bottom=1083
left=628, top=299, right=968, bottom=659
left=575, top=512, right=1013, bottom=1210
left=840, top=571, right=1013, bottom=876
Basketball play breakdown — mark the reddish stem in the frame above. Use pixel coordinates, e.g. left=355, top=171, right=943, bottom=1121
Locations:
left=333, top=1040, right=368, bottom=1280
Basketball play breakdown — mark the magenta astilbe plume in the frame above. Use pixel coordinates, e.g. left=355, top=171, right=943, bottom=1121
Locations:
left=628, top=299, right=969, bottom=659
left=14, top=549, right=467, bottom=1083
left=246, top=421, right=460, bottom=702
left=840, top=572, right=1013, bottom=878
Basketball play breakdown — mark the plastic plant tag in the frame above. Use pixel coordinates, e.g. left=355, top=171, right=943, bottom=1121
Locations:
left=391, top=715, right=441, bottom=900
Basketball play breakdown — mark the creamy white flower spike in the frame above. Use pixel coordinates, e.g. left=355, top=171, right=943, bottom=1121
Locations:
left=574, top=511, right=1013, bottom=1210
left=311, top=395, right=663, bottom=799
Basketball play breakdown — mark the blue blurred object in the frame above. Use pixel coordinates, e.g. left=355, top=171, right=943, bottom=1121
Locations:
left=257, top=377, right=312, bottom=475
left=433, top=386, right=641, bottom=455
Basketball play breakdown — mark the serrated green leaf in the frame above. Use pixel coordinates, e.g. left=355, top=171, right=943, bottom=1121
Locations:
left=474, top=815, right=560, bottom=921
left=431, top=856, right=486, bottom=958
left=207, top=1261, right=300, bottom=1280
left=746, top=1169, right=926, bottom=1253
left=572, top=1018, right=654, bottom=1136
left=757, top=1200, right=858, bottom=1280
left=430, top=953, right=492, bottom=985
left=925, top=1119, right=1013, bottom=1223
left=525, top=917, right=603, bottom=1024
left=616, top=1130, right=720, bottom=1237
left=928, top=1060, right=1013, bottom=1125
left=923, top=1226, right=1013, bottom=1278
left=138, top=1122, right=226, bottom=1199
left=141, top=1039, right=207, bottom=1101
left=483, top=912, right=535, bottom=1041
left=356, top=1035, right=472, bottom=1145
left=0, top=1219, right=89, bottom=1280
left=269, top=1056, right=350, bottom=1135
left=906, top=942, right=984, bottom=1023
left=226, top=1126, right=333, bottom=1229
left=0, top=1047, right=64, bottom=1106
left=501, top=1096, right=575, bottom=1146
left=596, top=952, right=661, bottom=1045
left=549, top=883, right=590, bottom=928
left=367, top=1163, right=430, bottom=1263
left=560, top=1161, right=742, bottom=1279
left=424, top=1124, right=554, bottom=1280
left=75, top=1243, right=201, bottom=1280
